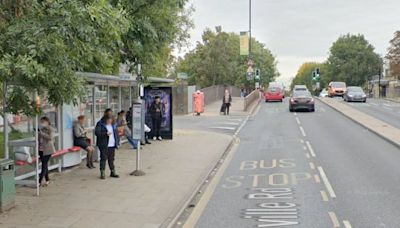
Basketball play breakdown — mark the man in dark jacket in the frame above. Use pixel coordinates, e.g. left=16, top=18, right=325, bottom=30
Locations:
left=149, top=96, right=164, bottom=141
left=95, top=114, right=120, bottom=179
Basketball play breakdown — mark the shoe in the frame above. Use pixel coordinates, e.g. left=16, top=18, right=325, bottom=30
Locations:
left=100, top=171, right=106, bottom=179
left=90, top=163, right=96, bottom=169
left=153, top=136, right=157, bottom=140
left=87, top=164, right=91, bottom=169
left=110, top=170, right=120, bottom=178
left=146, top=140, right=152, bottom=144
left=158, top=136, right=163, bottom=141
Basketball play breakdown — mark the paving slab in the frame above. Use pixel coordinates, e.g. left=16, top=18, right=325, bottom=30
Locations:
left=0, top=129, right=232, bottom=228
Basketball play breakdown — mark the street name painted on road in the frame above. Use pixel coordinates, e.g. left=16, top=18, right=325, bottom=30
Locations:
left=243, top=188, right=299, bottom=227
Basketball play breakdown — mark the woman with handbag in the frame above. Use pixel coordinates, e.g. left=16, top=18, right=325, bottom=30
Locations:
left=73, top=115, right=95, bottom=169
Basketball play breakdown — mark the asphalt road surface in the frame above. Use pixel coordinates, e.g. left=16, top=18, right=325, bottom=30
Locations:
left=339, top=98, right=400, bottom=129
left=193, top=99, right=400, bottom=228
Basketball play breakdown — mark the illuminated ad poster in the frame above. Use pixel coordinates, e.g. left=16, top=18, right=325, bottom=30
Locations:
left=144, top=87, right=173, bottom=139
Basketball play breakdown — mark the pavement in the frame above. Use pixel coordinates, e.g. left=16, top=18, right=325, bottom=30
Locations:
left=182, top=99, right=400, bottom=228
left=0, top=96, right=255, bottom=228
left=175, top=97, right=256, bottom=136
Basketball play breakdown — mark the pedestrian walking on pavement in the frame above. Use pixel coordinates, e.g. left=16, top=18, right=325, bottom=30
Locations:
left=38, top=116, right=56, bottom=187
left=222, top=89, right=232, bottom=115
left=95, top=114, right=120, bottom=179
left=149, top=96, right=164, bottom=141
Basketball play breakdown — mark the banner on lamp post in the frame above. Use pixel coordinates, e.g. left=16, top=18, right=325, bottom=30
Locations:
left=240, top=31, right=249, bottom=56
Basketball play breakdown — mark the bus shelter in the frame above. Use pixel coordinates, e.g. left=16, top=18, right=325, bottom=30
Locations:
left=2, top=72, right=137, bottom=195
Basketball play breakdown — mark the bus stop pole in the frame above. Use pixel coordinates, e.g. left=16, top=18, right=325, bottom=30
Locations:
left=130, top=97, right=145, bottom=176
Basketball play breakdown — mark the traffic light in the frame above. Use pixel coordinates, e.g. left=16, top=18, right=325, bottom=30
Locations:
left=316, top=68, right=320, bottom=75
left=312, top=71, right=316, bottom=80
left=255, top=69, right=260, bottom=80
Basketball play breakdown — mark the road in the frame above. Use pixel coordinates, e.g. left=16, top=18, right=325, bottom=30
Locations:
left=188, top=99, right=400, bottom=228
left=339, top=98, right=400, bottom=129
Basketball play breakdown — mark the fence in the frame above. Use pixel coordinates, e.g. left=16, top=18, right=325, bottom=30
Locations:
left=244, top=89, right=262, bottom=111
left=201, top=85, right=241, bottom=106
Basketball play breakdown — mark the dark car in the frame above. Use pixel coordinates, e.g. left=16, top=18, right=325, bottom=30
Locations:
left=343, top=86, right=367, bottom=102
left=289, top=90, right=315, bottom=112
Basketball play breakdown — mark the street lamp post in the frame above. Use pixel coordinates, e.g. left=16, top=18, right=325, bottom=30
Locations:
left=249, top=0, right=252, bottom=57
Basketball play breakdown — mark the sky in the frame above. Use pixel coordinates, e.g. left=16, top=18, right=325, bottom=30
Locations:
left=184, top=0, right=400, bottom=86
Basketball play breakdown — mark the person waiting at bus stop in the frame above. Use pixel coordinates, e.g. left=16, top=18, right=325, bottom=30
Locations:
left=95, top=113, right=120, bottom=179
left=38, top=116, right=56, bottom=187
left=73, top=115, right=95, bottom=169
left=149, top=96, right=164, bottom=141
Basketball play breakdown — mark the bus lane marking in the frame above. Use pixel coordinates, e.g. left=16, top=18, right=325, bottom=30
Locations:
left=314, top=174, right=321, bottom=183
left=328, top=212, right=341, bottom=227
left=318, top=166, right=337, bottom=198
left=343, top=220, right=353, bottom=228
left=305, top=141, right=316, bottom=157
left=299, top=126, right=306, bottom=137
left=320, top=190, right=329, bottom=202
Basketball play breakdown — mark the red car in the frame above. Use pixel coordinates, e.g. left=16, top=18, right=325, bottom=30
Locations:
left=265, top=86, right=284, bottom=102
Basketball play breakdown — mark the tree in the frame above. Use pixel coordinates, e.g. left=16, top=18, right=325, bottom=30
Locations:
left=386, top=31, right=400, bottom=79
left=116, top=0, right=193, bottom=77
left=175, top=28, right=279, bottom=88
left=325, top=34, right=382, bottom=87
left=0, top=0, right=192, bottom=115
left=291, top=62, right=324, bottom=91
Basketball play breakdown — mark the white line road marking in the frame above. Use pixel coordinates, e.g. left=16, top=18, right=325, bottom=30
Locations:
left=328, top=212, right=341, bottom=227
left=228, top=118, right=243, bottom=122
left=300, top=139, right=304, bottom=144
left=303, top=146, right=307, bottom=151
left=318, top=166, right=337, bottom=198
left=305, top=153, right=310, bottom=159
left=314, top=174, right=321, bottom=183
left=294, top=112, right=297, bottom=116
left=306, top=141, right=316, bottom=157
left=383, top=106, right=393, bottom=111
left=343, top=220, right=353, bottom=228
left=383, top=103, right=392, bottom=107
left=299, top=126, right=306, bottom=137
left=309, top=162, right=315, bottom=170
left=218, top=122, right=240, bottom=125
left=295, top=117, right=301, bottom=125
left=320, top=190, right=329, bottom=202
left=210, top=126, right=236, bottom=130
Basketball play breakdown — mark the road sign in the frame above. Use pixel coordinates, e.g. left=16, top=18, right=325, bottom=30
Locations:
left=246, top=72, right=254, bottom=81
left=177, top=72, right=188, bottom=80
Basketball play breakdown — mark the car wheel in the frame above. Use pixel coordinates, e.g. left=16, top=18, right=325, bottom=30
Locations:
left=265, top=99, right=268, bottom=103
left=363, top=99, right=366, bottom=103
left=289, top=107, right=293, bottom=112
left=280, top=99, right=283, bottom=102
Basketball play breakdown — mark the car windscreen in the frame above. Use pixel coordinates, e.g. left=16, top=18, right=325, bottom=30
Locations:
left=347, top=87, right=363, bottom=93
left=331, top=82, right=346, bottom=88
left=293, top=91, right=311, bottom=98
left=268, top=87, right=281, bottom=92
left=294, top=88, right=307, bottom=91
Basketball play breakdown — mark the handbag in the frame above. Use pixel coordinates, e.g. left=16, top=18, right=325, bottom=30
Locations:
left=117, top=126, right=125, bottom=137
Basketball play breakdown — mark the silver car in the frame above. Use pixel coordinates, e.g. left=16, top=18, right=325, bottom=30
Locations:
left=343, top=86, right=367, bottom=102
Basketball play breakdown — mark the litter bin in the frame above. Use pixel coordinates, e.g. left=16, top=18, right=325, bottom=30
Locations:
left=0, top=159, right=15, bottom=212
